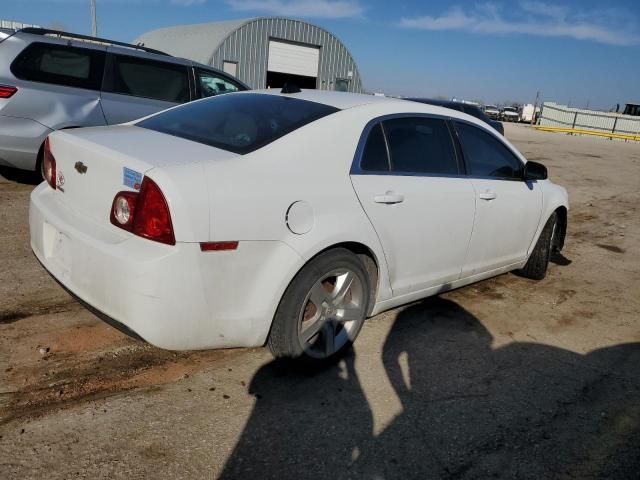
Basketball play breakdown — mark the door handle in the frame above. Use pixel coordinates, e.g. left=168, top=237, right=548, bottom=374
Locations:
left=374, top=192, right=405, bottom=204
left=479, top=191, right=497, bottom=201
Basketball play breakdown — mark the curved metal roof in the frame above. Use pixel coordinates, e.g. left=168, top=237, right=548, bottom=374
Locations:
left=135, top=18, right=256, bottom=65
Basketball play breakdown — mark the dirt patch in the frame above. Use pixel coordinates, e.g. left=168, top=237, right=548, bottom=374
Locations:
left=0, top=299, right=81, bottom=325
left=0, top=340, right=237, bottom=425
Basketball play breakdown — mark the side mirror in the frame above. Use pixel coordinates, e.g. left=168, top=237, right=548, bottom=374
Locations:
left=524, top=161, right=547, bottom=181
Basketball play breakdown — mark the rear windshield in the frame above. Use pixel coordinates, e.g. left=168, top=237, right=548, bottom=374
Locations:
left=137, top=93, right=339, bottom=154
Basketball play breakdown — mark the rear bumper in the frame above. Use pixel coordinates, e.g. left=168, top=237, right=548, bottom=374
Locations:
left=0, top=114, right=52, bottom=170
left=29, top=183, right=303, bottom=350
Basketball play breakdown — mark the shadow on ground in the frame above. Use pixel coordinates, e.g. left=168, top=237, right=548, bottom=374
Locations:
left=0, top=166, right=40, bottom=185
left=220, top=297, right=640, bottom=480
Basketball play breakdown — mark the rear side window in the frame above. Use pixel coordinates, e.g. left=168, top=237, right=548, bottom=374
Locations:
left=137, top=93, right=339, bottom=154
left=360, top=123, right=389, bottom=171
left=455, top=122, right=523, bottom=179
left=383, top=117, right=458, bottom=175
left=104, top=54, right=190, bottom=103
left=11, top=42, right=105, bottom=90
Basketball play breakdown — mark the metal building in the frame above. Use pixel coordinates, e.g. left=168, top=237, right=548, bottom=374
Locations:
left=135, top=17, right=364, bottom=93
left=0, top=20, right=40, bottom=30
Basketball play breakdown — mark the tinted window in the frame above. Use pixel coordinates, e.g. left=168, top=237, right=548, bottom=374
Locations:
left=137, top=93, right=339, bottom=155
left=455, top=122, right=523, bottom=179
left=360, top=123, right=389, bottom=171
left=11, top=42, right=105, bottom=90
left=106, top=54, right=189, bottom=103
left=197, top=69, right=242, bottom=98
left=383, top=117, right=458, bottom=175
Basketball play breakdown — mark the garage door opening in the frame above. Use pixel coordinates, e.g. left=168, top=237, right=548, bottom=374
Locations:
left=266, top=71, right=317, bottom=89
left=267, top=39, right=319, bottom=90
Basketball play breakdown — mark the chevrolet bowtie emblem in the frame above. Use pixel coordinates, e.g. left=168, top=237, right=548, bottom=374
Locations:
left=74, top=161, right=88, bottom=174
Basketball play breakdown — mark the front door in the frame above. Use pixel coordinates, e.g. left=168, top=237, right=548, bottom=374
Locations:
left=454, top=121, right=543, bottom=276
left=350, top=116, right=476, bottom=297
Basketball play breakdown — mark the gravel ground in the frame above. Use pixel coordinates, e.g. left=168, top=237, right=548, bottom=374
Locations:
left=0, top=123, right=639, bottom=479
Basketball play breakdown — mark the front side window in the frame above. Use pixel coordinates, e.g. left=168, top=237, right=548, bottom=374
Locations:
left=137, top=93, right=339, bottom=155
left=360, top=123, right=389, bottom=172
left=197, top=69, right=241, bottom=98
left=455, top=122, right=523, bottom=179
left=11, top=42, right=105, bottom=90
left=105, top=54, right=189, bottom=103
left=383, top=117, right=458, bottom=175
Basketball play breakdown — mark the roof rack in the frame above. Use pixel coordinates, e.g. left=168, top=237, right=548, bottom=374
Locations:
left=18, top=27, right=170, bottom=56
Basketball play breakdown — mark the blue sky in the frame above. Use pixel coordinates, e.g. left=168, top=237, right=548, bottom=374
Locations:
left=4, top=0, right=640, bottom=109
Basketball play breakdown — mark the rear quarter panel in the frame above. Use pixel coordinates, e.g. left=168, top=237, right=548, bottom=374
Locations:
left=201, top=106, right=410, bottom=305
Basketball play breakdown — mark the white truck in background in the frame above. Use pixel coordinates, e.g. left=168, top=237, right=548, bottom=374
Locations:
left=520, top=104, right=541, bottom=123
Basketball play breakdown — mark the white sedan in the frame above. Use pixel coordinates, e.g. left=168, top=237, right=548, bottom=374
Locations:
left=30, top=90, right=568, bottom=361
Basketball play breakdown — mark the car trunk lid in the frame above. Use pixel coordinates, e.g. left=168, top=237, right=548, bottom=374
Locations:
left=47, top=124, right=235, bottom=229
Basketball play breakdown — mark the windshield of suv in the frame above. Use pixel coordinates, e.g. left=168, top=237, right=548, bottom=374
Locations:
left=504, top=107, right=517, bottom=112
left=485, top=105, right=498, bottom=110
left=137, top=93, right=339, bottom=154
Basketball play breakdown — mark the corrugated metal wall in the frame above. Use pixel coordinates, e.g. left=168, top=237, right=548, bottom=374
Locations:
left=0, top=20, right=40, bottom=29
left=211, top=18, right=363, bottom=93
left=540, top=102, right=640, bottom=135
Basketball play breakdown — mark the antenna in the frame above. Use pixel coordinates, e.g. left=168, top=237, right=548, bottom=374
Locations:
left=281, top=83, right=301, bottom=94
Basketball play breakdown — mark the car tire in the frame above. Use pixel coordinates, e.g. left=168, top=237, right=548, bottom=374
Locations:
left=268, top=248, right=371, bottom=362
left=35, top=149, right=45, bottom=181
left=517, top=212, right=557, bottom=280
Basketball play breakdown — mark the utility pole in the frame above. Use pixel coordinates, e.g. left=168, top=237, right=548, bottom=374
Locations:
left=90, top=0, right=97, bottom=37
left=531, top=90, right=540, bottom=126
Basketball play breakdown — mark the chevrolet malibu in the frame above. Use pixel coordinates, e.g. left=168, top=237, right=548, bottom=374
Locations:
left=30, top=90, right=568, bottom=361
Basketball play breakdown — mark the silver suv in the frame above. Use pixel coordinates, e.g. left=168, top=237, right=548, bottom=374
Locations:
left=0, top=28, right=248, bottom=175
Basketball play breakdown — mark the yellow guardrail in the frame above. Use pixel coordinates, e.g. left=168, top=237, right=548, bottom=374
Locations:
left=531, top=125, right=640, bottom=142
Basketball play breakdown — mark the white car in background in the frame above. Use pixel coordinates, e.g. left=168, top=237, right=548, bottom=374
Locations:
left=501, top=106, right=520, bottom=122
left=483, top=105, right=500, bottom=120
left=30, top=90, right=569, bottom=362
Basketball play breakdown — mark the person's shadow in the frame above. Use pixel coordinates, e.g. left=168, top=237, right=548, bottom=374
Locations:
left=220, top=297, right=640, bottom=479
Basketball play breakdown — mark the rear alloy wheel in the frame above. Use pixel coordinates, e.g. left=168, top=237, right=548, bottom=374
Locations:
left=268, top=249, right=370, bottom=362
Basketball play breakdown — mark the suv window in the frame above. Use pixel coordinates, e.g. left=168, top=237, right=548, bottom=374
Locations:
left=11, top=42, right=105, bottom=90
left=383, top=117, right=458, bottom=175
left=455, top=122, right=523, bottom=179
left=137, top=93, right=339, bottom=155
left=360, top=123, right=389, bottom=171
left=196, top=69, right=241, bottom=98
left=105, top=54, right=190, bottom=103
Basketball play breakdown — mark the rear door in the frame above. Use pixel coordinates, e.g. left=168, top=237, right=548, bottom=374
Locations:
left=454, top=121, right=542, bottom=275
left=100, top=52, right=191, bottom=124
left=350, top=115, right=476, bottom=297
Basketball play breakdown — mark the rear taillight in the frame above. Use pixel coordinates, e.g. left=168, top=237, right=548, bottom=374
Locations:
left=43, top=137, right=56, bottom=189
left=110, top=177, right=175, bottom=245
left=0, top=85, right=17, bottom=98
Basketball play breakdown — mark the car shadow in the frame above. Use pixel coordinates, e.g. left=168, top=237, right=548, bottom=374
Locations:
left=0, top=166, right=41, bottom=186
left=219, top=297, right=640, bottom=479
